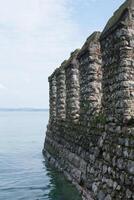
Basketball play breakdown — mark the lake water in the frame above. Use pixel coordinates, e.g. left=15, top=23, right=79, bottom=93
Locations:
left=0, top=111, right=82, bottom=200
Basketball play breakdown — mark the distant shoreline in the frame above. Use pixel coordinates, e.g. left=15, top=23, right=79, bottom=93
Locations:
left=0, top=108, right=48, bottom=112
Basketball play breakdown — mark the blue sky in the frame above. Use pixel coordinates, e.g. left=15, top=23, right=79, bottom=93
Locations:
left=0, top=0, right=125, bottom=108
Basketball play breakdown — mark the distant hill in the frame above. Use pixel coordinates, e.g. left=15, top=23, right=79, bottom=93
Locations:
left=0, top=108, right=48, bottom=112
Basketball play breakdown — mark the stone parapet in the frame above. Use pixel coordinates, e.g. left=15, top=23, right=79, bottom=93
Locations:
left=77, top=32, right=102, bottom=125
left=56, top=64, right=66, bottom=121
left=100, top=0, right=134, bottom=124
left=44, top=1, right=134, bottom=200
left=65, top=49, right=80, bottom=123
left=48, top=70, right=57, bottom=122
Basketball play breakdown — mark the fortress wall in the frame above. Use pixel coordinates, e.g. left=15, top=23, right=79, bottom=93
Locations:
left=44, top=1, right=134, bottom=200
left=44, top=33, right=107, bottom=200
left=97, top=1, right=134, bottom=199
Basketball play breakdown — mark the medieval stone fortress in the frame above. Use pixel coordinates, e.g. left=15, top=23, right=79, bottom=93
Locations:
left=43, top=0, right=134, bottom=199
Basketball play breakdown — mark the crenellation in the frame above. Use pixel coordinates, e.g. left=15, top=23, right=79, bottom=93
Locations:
left=48, top=70, right=57, bottom=122
left=77, top=32, right=102, bottom=125
left=65, top=49, right=80, bottom=123
left=100, top=0, right=134, bottom=124
left=56, top=65, right=66, bottom=121
left=43, top=1, right=134, bottom=200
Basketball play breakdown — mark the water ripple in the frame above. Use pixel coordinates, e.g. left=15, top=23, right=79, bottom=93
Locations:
left=0, top=112, right=82, bottom=200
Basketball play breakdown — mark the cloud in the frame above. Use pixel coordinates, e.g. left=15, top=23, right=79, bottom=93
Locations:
left=0, top=0, right=125, bottom=108
left=0, top=83, right=7, bottom=90
left=0, top=0, right=82, bottom=107
left=0, top=0, right=80, bottom=69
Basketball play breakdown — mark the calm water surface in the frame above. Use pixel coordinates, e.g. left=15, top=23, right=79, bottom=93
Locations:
left=0, top=111, right=82, bottom=200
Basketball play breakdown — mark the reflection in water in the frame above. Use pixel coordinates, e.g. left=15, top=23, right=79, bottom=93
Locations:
left=0, top=111, right=82, bottom=200
left=43, top=161, right=82, bottom=200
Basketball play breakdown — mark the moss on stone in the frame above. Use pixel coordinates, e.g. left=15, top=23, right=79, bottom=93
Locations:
left=91, top=113, right=107, bottom=127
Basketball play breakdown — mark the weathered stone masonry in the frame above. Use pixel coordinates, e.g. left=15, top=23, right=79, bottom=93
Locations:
left=65, top=50, right=80, bottom=123
left=77, top=32, right=102, bottom=125
left=48, top=72, right=57, bottom=122
left=43, top=1, right=134, bottom=200
left=56, top=65, right=66, bottom=121
left=100, top=0, right=134, bottom=124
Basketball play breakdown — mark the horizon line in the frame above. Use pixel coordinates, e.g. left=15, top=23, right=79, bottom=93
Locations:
left=0, top=107, right=49, bottom=111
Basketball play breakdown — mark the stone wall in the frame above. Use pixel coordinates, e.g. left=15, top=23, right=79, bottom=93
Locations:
left=100, top=0, right=134, bottom=124
left=65, top=50, right=80, bottom=123
left=48, top=72, right=57, bottom=122
left=43, top=1, right=134, bottom=200
left=56, top=64, right=66, bottom=121
left=77, top=32, right=102, bottom=125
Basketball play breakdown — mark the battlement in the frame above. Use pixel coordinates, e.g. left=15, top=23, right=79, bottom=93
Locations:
left=44, top=1, right=134, bottom=199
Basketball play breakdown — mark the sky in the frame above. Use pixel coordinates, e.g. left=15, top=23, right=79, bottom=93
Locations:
left=0, top=0, right=125, bottom=108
